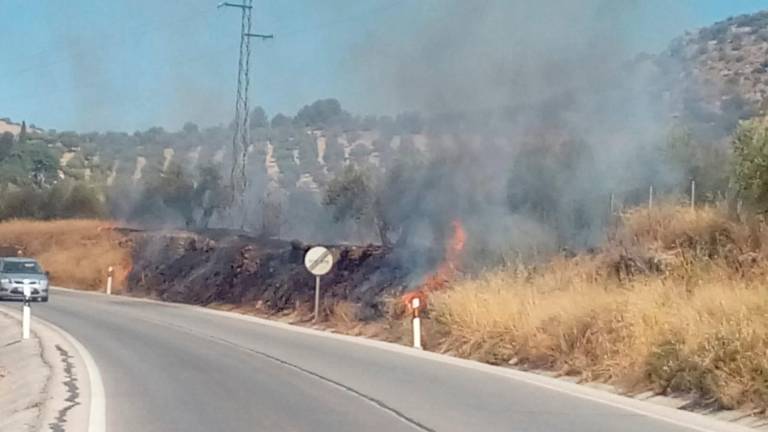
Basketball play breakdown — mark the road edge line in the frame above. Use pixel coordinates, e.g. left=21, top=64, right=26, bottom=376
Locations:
left=45, top=317, right=107, bottom=432
left=50, top=286, right=753, bottom=432
left=4, top=298, right=107, bottom=432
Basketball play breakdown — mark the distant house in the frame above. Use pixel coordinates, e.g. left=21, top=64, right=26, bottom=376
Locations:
left=0, top=117, right=44, bottom=136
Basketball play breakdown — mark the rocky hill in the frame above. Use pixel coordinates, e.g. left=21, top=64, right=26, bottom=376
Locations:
left=659, top=11, right=768, bottom=137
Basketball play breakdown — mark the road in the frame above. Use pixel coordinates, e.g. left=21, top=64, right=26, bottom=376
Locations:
left=10, top=289, right=741, bottom=432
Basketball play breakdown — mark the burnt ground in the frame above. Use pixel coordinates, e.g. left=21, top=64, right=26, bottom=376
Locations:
left=126, top=230, right=411, bottom=320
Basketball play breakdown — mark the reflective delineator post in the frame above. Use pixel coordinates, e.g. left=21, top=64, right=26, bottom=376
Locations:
left=411, top=297, right=422, bottom=350
left=106, top=266, right=113, bottom=295
left=21, top=286, right=31, bottom=340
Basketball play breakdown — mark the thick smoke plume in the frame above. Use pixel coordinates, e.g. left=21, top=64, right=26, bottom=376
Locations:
left=348, top=0, right=692, bottom=268
left=15, top=1, right=730, bottom=282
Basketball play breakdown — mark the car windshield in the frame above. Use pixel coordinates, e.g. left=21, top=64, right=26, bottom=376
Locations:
left=2, top=261, right=43, bottom=274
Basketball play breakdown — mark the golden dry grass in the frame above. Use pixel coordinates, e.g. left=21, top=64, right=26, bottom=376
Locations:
left=430, top=204, right=768, bottom=411
left=0, top=219, right=131, bottom=291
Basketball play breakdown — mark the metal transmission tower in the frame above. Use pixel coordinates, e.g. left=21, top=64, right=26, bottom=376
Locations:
left=218, top=1, right=273, bottom=206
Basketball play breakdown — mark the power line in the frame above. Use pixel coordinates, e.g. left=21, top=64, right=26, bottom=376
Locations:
left=218, top=1, right=273, bottom=212
left=1, top=0, right=414, bottom=126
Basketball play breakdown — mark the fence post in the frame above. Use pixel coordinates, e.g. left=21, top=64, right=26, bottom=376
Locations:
left=649, top=185, right=654, bottom=210
left=690, top=179, right=696, bottom=210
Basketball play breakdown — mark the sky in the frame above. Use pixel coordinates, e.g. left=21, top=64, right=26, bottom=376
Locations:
left=1, top=0, right=767, bottom=132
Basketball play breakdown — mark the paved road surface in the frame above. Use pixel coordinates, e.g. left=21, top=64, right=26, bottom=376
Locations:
left=6, top=289, right=737, bottom=432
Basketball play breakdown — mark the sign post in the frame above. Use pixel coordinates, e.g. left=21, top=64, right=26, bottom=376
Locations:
left=304, top=246, right=334, bottom=323
left=21, top=285, right=31, bottom=340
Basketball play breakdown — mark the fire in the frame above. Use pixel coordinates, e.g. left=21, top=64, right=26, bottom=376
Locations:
left=96, top=224, right=115, bottom=233
left=403, top=220, right=467, bottom=308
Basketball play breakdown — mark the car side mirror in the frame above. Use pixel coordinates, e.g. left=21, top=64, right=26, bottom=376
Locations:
left=45, top=271, right=50, bottom=278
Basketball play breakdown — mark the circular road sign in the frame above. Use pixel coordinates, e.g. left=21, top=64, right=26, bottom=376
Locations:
left=305, top=246, right=334, bottom=276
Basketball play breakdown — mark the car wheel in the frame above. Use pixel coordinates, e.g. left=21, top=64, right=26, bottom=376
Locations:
left=41, top=296, right=49, bottom=303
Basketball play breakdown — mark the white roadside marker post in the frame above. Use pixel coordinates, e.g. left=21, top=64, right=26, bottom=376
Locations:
left=106, top=266, right=114, bottom=295
left=411, top=297, right=423, bottom=350
left=21, top=285, right=31, bottom=340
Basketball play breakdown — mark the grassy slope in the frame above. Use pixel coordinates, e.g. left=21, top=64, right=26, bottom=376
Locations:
left=431, top=204, right=768, bottom=412
left=0, top=219, right=131, bottom=291
left=3, top=206, right=768, bottom=413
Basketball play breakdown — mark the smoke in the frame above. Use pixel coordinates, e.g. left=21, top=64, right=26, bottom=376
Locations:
left=345, top=0, right=698, bottom=266
left=20, top=0, right=740, bottom=278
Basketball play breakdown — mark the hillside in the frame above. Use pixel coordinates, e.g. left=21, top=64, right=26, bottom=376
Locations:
left=2, top=10, right=768, bottom=249
left=660, top=11, right=768, bottom=138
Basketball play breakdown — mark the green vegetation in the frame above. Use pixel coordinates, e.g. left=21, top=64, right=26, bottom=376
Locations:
left=732, top=117, right=768, bottom=211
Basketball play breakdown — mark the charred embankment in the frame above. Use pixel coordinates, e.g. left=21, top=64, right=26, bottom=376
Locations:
left=126, top=230, right=409, bottom=318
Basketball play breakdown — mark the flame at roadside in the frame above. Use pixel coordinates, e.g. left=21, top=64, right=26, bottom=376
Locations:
left=403, top=220, right=466, bottom=308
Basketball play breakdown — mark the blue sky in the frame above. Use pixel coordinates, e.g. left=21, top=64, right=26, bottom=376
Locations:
left=1, top=0, right=767, bottom=132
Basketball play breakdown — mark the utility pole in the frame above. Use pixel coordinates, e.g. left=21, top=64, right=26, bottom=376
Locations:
left=218, top=1, right=273, bottom=211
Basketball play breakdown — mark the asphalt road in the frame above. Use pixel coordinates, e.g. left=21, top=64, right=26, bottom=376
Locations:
left=12, top=289, right=738, bottom=432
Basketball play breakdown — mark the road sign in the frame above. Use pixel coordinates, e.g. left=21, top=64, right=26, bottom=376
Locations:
left=305, top=246, right=333, bottom=276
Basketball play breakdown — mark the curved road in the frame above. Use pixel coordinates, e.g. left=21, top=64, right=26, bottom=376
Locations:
left=10, top=289, right=747, bottom=432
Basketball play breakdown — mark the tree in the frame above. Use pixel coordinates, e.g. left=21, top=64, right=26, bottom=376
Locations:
left=58, top=131, right=82, bottom=149
left=0, top=140, right=59, bottom=187
left=294, top=99, right=346, bottom=129
left=732, top=117, right=768, bottom=211
left=271, top=113, right=292, bottom=129
left=249, top=107, right=269, bottom=129
left=60, top=183, right=105, bottom=218
left=323, top=164, right=377, bottom=238
left=322, top=164, right=402, bottom=246
left=0, top=186, right=45, bottom=220
left=323, top=133, right=346, bottom=174
left=194, top=163, right=229, bottom=228
left=0, top=132, right=13, bottom=161
left=19, top=121, right=28, bottom=144
left=296, top=133, right=320, bottom=172
left=40, top=181, right=70, bottom=219
left=142, top=162, right=196, bottom=226
left=182, top=122, right=199, bottom=134
left=665, top=124, right=729, bottom=202
left=349, top=144, right=372, bottom=165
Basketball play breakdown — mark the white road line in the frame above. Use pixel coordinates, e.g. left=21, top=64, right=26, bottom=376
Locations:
left=35, top=311, right=107, bottom=432
left=50, top=287, right=754, bottom=432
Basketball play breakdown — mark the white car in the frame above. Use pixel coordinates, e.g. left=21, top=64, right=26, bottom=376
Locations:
left=0, top=257, right=49, bottom=302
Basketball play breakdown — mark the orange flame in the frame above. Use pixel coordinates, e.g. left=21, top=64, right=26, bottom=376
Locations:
left=403, top=220, right=466, bottom=309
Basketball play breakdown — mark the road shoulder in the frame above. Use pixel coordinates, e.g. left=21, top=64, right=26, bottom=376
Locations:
left=0, top=305, right=96, bottom=432
left=0, top=307, right=50, bottom=431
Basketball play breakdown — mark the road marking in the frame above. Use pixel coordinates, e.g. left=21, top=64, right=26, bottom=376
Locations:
left=140, top=315, right=437, bottom=432
left=51, top=287, right=753, bottom=432
left=35, top=311, right=107, bottom=432
left=0, top=302, right=107, bottom=432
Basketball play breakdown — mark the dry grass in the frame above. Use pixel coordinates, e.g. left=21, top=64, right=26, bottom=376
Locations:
left=430, top=204, right=768, bottom=412
left=0, top=219, right=131, bottom=291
